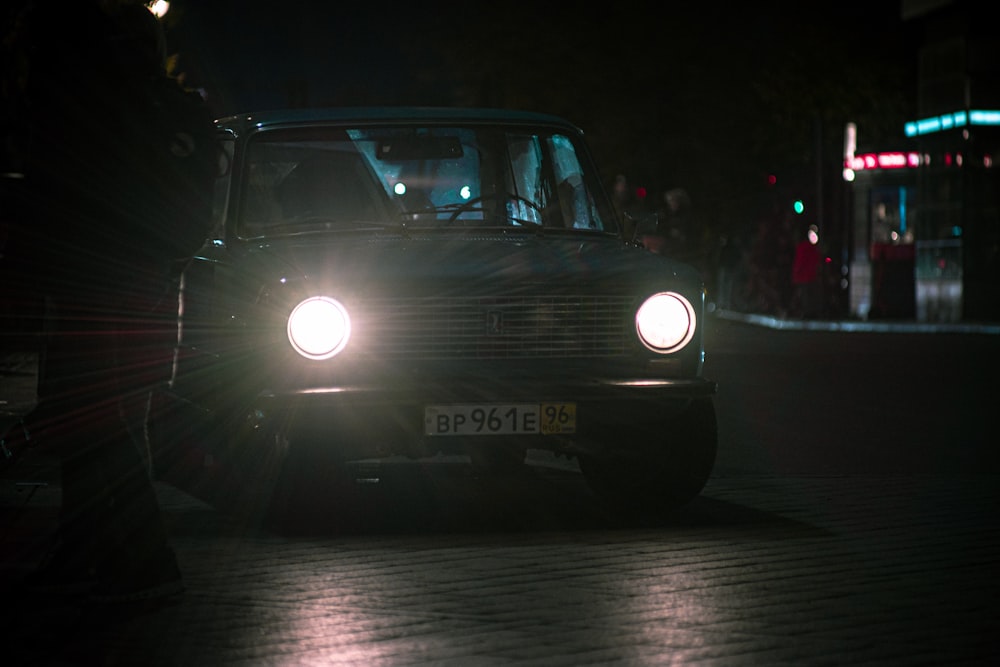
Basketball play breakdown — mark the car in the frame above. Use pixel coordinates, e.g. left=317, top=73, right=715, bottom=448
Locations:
left=147, top=107, right=718, bottom=522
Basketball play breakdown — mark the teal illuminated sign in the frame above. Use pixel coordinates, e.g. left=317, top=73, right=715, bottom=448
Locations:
left=905, top=109, right=1000, bottom=137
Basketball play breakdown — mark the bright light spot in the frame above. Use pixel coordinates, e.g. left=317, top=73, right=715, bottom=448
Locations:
left=985, top=154, right=994, bottom=168
left=843, top=123, right=856, bottom=163
left=793, top=200, right=804, bottom=215
left=851, top=152, right=921, bottom=171
left=808, top=225, right=819, bottom=245
left=460, top=186, right=471, bottom=200
left=287, top=297, right=351, bottom=360
left=394, top=182, right=407, bottom=196
left=970, top=110, right=1000, bottom=125
left=635, top=292, right=695, bottom=354
left=842, top=168, right=855, bottom=182
left=877, top=152, right=907, bottom=168
left=148, top=1, right=170, bottom=18
left=918, top=117, right=942, bottom=134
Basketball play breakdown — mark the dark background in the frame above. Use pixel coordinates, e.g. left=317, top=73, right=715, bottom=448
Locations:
left=1, top=1, right=918, bottom=332
left=162, top=0, right=917, bottom=239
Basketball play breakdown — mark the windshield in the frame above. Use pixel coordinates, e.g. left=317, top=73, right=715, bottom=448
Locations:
left=237, top=124, right=616, bottom=238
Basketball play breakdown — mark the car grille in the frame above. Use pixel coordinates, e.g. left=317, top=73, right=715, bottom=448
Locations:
left=356, top=295, right=634, bottom=359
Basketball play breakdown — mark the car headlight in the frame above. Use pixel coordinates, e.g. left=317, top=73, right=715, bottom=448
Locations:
left=635, top=291, right=696, bottom=354
left=287, top=296, right=351, bottom=360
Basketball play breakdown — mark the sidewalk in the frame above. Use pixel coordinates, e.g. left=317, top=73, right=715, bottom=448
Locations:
left=711, top=307, right=1000, bottom=334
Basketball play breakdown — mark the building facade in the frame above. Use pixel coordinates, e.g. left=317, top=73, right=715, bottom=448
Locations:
left=847, top=0, right=999, bottom=322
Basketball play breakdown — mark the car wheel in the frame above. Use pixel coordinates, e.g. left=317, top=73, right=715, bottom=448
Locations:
left=579, top=398, right=717, bottom=518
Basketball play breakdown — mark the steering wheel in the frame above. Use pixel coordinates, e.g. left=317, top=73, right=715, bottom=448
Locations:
left=447, top=193, right=544, bottom=225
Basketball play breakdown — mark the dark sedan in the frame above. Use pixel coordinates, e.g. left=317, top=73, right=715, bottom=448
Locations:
left=148, top=107, right=717, bottom=520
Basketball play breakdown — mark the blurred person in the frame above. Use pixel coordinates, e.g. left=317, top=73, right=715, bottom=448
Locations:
left=611, top=173, right=653, bottom=240
left=790, top=224, right=823, bottom=319
left=9, top=0, right=217, bottom=604
left=611, top=174, right=633, bottom=219
left=745, top=216, right=781, bottom=314
left=713, top=232, right=746, bottom=311
left=773, top=211, right=795, bottom=316
left=654, top=188, right=693, bottom=259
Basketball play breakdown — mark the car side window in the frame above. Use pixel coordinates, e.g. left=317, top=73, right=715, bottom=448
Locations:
left=506, top=134, right=548, bottom=226
left=546, top=134, right=601, bottom=230
left=504, top=132, right=605, bottom=230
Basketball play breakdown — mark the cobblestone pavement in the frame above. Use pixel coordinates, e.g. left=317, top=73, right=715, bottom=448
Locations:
left=2, top=325, right=998, bottom=666
left=2, top=446, right=997, bottom=666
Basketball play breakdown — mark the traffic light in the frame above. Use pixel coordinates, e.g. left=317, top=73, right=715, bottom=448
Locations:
left=793, top=199, right=805, bottom=215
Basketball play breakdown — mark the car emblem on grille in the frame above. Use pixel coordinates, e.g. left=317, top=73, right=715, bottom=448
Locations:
left=486, top=310, right=503, bottom=335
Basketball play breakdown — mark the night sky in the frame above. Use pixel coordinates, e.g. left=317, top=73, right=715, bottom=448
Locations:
left=166, top=1, right=433, bottom=114
left=162, top=0, right=914, bottom=229
left=166, top=0, right=912, bottom=118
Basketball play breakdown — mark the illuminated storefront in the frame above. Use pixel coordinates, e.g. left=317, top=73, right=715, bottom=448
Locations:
left=844, top=109, right=999, bottom=322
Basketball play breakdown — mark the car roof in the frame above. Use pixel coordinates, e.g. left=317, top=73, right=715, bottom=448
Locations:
left=214, top=107, right=586, bottom=136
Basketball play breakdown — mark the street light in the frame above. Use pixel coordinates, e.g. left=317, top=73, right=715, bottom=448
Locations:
left=148, top=1, right=170, bottom=19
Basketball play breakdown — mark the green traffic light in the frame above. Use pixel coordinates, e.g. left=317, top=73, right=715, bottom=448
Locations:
left=793, top=200, right=804, bottom=214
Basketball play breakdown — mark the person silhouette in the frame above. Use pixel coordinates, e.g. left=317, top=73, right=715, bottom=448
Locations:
left=790, top=224, right=823, bottom=319
left=12, top=0, right=216, bottom=604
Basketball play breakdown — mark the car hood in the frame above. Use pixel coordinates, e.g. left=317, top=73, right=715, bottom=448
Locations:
left=223, top=232, right=701, bottom=296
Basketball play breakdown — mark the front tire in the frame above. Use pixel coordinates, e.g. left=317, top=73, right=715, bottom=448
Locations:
left=580, top=398, right=717, bottom=518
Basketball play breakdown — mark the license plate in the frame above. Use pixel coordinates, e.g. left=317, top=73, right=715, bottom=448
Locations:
left=424, top=403, right=576, bottom=436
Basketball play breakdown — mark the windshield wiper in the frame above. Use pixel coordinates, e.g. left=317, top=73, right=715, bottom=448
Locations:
left=507, top=216, right=544, bottom=232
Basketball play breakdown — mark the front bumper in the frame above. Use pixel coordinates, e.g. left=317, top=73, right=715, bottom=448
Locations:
left=230, top=375, right=717, bottom=460
left=258, top=375, right=716, bottom=403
